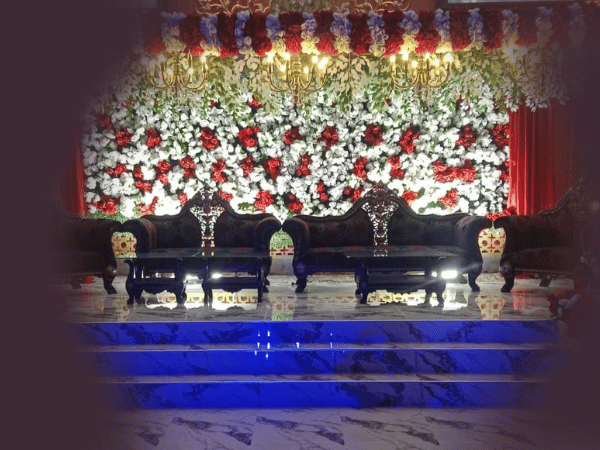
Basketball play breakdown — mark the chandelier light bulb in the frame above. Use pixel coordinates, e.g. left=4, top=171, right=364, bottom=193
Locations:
left=312, top=55, right=319, bottom=64
left=425, top=53, right=430, bottom=60
left=188, top=68, right=194, bottom=75
left=280, top=64, right=286, bottom=72
left=267, top=53, right=274, bottom=63
left=283, top=53, right=290, bottom=60
left=390, top=55, right=396, bottom=63
left=304, top=66, right=309, bottom=74
left=318, top=57, right=328, bottom=69
left=444, top=53, right=454, bottom=63
left=402, top=53, right=409, bottom=61
left=201, top=55, right=207, bottom=63
left=433, top=59, right=440, bottom=67
left=411, top=60, right=418, bottom=68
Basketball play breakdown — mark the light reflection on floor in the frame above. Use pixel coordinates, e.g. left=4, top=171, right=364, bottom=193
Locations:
left=57, top=273, right=574, bottom=323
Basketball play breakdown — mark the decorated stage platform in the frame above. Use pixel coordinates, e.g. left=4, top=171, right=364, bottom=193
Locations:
left=60, top=271, right=572, bottom=410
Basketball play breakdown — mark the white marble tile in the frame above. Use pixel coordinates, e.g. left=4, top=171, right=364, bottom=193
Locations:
left=252, top=408, right=345, bottom=450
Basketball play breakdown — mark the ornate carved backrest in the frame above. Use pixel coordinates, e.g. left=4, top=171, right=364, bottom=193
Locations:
left=541, top=177, right=595, bottom=222
left=359, top=182, right=405, bottom=246
left=186, top=190, right=228, bottom=248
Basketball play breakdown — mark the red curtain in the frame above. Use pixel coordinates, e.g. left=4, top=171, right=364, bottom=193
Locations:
left=59, top=129, right=86, bottom=216
left=508, top=100, right=575, bottom=215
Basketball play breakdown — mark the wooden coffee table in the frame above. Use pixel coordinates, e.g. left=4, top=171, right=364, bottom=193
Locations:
left=123, top=247, right=268, bottom=305
left=339, top=245, right=461, bottom=304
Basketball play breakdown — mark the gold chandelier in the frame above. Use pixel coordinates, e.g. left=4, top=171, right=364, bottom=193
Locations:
left=509, top=47, right=558, bottom=84
left=140, top=51, right=210, bottom=96
left=388, top=52, right=454, bottom=90
left=263, top=52, right=332, bottom=102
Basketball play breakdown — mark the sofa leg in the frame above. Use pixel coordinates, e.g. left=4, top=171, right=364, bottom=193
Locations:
left=501, top=275, right=515, bottom=293
left=539, top=276, right=552, bottom=288
left=295, top=276, right=307, bottom=293
left=103, top=265, right=117, bottom=294
left=468, top=272, right=481, bottom=292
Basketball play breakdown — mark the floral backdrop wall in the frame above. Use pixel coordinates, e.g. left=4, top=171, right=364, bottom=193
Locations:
left=82, top=82, right=509, bottom=221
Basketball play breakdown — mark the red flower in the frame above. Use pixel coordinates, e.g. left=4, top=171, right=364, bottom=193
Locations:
left=432, top=160, right=477, bottom=183
left=288, top=194, right=304, bottom=214
left=133, top=165, right=144, bottom=180
left=279, top=12, right=304, bottom=55
left=92, top=195, right=120, bottom=215
left=95, top=112, right=113, bottom=130
left=115, top=129, right=132, bottom=149
left=155, top=160, right=170, bottom=185
left=135, top=180, right=153, bottom=192
left=247, top=97, right=263, bottom=110
left=485, top=206, right=516, bottom=221
left=456, top=124, right=477, bottom=148
left=398, top=125, right=420, bottom=153
left=491, top=123, right=509, bottom=148
left=383, top=10, right=405, bottom=56
left=137, top=197, right=158, bottom=215
left=499, top=163, right=510, bottom=183
left=217, top=13, right=238, bottom=57
left=245, top=13, right=272, bottom=57
left=178, top=193, right=188, bottom=204
left=353, top=157, right=368, bottom=180
left=402, top=190, right=419, bottom=205
left=179, top=156, right=196, bottom=180
left=514, top=7, right=537, bottom=47
left=145, top=127, right=162, bottom=149
left=415, top=11, right=440, bottom=54
left=481, top=9, right=504, bottom=50
left=143, top=37, right=165, bottom=55
left=254, top=190, right=274, bottom=212
left=210, top=100, right=218, bottom=108
left=284, top=126, right=302, bottom=145
left=218, top=190, right=233, bottom=202
left=179, top=16, right=204, bottom=55
left=350, top=186, right=364, bottom=202
left=199, top=127, right=220, bottom=150
left=295, top=153, right=312, bottom=177
left=439, top=188, right=459, bottom=209
left=388, top=156, right=405, bottom=180
left=364, top=124, right=383, bottom=147
left=238, top=126, right=260, bottom=149
left=263, top=157, right=282, bottom=180
left=316, top=182, right=329, bottom=202
left=105, top=163, right=128, bottom=178
left=343, top=186, right=364, bottom=202
left=314, top=10, right=338, bottom=55
left=241, top=155, right=254, bottom=177
left=317, top=126, right=339, bottom=150
left=211, top=159, right=227, bottom=183
left=449, top=8, right=471, bottom=51
left=349, top=14, right=372, bottom=55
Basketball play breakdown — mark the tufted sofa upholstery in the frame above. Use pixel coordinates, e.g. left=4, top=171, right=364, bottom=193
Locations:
left=282, top=184, right=491, bottom=293
left=122, top=190, right=281, bottom=281
left=50, top=199, right=122, bottom=294
left=494, top=178, right=595, bottom=292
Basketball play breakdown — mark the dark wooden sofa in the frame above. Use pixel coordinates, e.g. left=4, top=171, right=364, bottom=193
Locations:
left=282, top=183, right=492, bottom=296
left=50, top=199, right=122, bottom=294
left=121, top=190, right=281, bottom=303
left=494, top=178, right=595, bottom=292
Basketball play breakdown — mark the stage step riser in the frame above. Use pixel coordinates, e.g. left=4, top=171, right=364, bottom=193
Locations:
left=69, top=320, right=558, bottom=346
left=97, top=381, right=553, bottom=409
left=80, top=348, right=568, bottom=376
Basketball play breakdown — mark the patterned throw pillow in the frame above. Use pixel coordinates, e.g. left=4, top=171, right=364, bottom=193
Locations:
left=111, top=232, right=137, bottom=257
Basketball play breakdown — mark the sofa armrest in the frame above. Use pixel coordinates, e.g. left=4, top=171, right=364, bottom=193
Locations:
left=80, top=219, right=121, bottom=262
left=122, top=218, right=158, bottom=253
left=494, top=215, right=544, bottom=254
left=282, top=217, right=310, bottom=258
left=253, top=216, right=282, bottom=253
left=455, top=215, right=492, bottom=264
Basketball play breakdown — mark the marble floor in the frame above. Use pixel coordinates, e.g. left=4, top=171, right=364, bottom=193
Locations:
left=58, top=273, right=574, bottom=324
left=57, top=273, right=600, bottom=449
left=99, top=407, right=600, bottom=450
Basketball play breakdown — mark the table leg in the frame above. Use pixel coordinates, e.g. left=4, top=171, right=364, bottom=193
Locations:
left=125, top=259, right=143, bottom=305
left=173, top=258, right=186, bottom=304
left=257, top=261, right=264, bottom=303
left=356, top=262, right=370, bottom=304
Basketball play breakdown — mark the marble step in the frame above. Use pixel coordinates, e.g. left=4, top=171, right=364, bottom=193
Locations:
left=78, top=342, right=569, bottom=376
left=68, top=319, right=558, bottom=346
left=93, top=372, right=555, bottom=409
